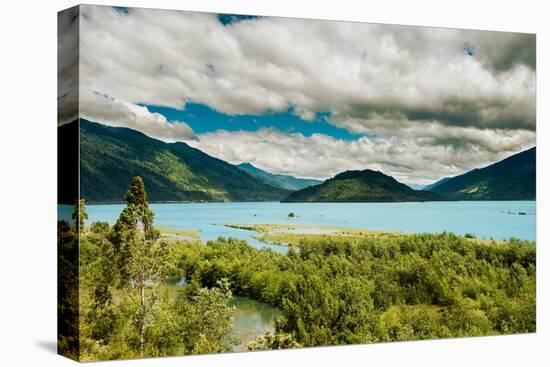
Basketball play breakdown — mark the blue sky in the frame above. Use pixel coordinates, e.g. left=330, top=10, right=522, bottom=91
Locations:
left=145, top=103, right=364, bottom=140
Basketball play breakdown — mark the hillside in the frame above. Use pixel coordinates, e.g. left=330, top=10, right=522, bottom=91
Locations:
left=423, top=177, right=451, bottom=191
left=71, top=120, right=291, bottom=203
left=427, top=147, right=535, bottom=200
left=281, top=169, right=443, bottom=202
left=237, top=163, right=321, bottom=191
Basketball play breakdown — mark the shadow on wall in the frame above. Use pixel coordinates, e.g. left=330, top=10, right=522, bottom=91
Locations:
left=36, top=340, right=57, bottom=354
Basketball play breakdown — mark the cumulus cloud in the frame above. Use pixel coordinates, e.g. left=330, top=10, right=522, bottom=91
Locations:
left=58, top=7, right=79, bottom=125
left=80, top=88, right=197, bottom=142
left=58, top=5, right=536, bottom=183
left=76, top=5, right=536, bottom=133
left=189, top=128, right=534, bottom=184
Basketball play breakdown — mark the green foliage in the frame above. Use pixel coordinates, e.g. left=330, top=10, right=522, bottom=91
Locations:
left=237, top=162, right=321, bottom=190
left=72, top=198, right=88, bottom=232
left=57, top=220, right=80, bottom=360
left=75, top=119, right=290, bottom=203
left=428, top=147, right=535, bottom=200
left=247, top=332, right=302, bottom=351
left=170, top=232, right=535, bottom=347
left=176, top=279, right=236, bottom=354
left=282, top=169, right=443, bottom=202
left=78, top=178, right=236, bottom=361
left=73, top=178, right=535, bottom=359
left=89, top=221, right=110, bottom=236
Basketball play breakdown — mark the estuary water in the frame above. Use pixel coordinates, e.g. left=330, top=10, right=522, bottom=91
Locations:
left=161, top=278, right=280, bottom=351
left=63, top=201, right=535, bottom=253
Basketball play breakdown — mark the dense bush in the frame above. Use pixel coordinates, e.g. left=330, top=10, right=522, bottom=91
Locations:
left=173, top=233, right=535, bottom=347
left=75, top=178, right=236, bottom=361
left=70, top=176, right=536, bottom=359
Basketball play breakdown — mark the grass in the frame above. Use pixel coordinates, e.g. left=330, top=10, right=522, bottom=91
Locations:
left=225, top=223, right=408, bottom=246
left=224, top=223, right=512, bottom=247
left=157, top=226, right=201, bottom=240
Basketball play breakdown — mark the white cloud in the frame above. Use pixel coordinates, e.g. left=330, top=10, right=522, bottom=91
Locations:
left=56, top=5, right=537, bottom=183
left=189, top=127, right=535, bottom=184
left=79, top=88, right=196, bottom=142
left=76, top=5, right=535, bottom=133
left=57, top=7, right=79, bottom=125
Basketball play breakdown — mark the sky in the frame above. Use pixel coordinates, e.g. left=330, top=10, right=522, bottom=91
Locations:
left=58, top=5, right=536, bottom=184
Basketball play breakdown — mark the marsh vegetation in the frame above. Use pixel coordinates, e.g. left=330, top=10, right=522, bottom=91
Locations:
left=58, top=177, right=536, bottom=361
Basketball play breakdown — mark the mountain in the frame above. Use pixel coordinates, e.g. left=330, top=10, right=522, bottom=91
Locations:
left=281, top=169, right=443, bottom=202
left=406, top=183, right=426, bottom=190
left=71, top=119, right=291, bottom=203
left=427, top=147, right=535, bottom=200
left=423, top=177, right=451, bottom=191
left=237, top=162, right=322, bottom=191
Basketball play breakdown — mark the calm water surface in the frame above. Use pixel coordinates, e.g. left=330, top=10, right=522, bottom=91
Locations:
left=230, top=296, right=280, bottom=351
left=161, top=278, right=279, bottom=351
left=62, top=201, right=535, bottom=253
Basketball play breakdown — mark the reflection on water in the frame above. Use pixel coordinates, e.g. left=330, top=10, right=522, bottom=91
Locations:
left=230, top=296, right=281, bottom=352
left=161, top=279, right=280, bottom=352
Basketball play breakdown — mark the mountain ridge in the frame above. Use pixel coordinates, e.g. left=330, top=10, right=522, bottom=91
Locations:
left=62, top=119, right=535, bottom=204
left=426, top=147, right=535, bottom=200
left=237, top=162, right=322, bottom=191
left=281, top=169, right=443, bottom=203
left=73, top=119, right=291, bottom=203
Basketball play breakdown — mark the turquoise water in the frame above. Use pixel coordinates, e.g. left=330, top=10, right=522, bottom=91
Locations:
left=72, top=201, right=535, bottom=252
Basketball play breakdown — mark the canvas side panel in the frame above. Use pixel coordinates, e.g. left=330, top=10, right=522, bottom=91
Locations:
left=57, top=5, right=80, bottom=362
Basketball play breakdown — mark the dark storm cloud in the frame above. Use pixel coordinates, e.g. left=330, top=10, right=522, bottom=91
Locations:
left=333, top=92, right=535, bottom=133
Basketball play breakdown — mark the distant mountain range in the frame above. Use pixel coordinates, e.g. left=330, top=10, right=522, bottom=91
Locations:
left=237, top=162, right=321, bottom=191
left=423, top=177, right=451, bottom=191
left=281, top=169, right=443, bottom=202
left=406, top=183, right=427, bottom=190
left=74, top=120, right=291, bottom=203
left=426, top=147, right=535, bottom=200
left=62, top=120, right=535, bottom=203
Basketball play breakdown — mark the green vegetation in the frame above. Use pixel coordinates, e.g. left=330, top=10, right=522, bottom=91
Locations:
left=256, top=230, right=402, bottom=247
left=157, top=226, right=201, bottom=240
left=57, top=219, right=80, bottom=360
left=247, top=332, right=302, bottom=351
left=226, top=223, right=408, bottom=247
left=63, top=120, right=536, bottom=204
left=427, top=147, right=535, bottom=200
left=72, top=198, right=88, bottom=232
left=173, top=233, right=535, bottom=347
left=66, top=119, right=536, bottom=204
left=237, top=162, right=322, bottom=191
left=74, top=120, right=290, bottom=203
left=282, top=169, right=443, bottom=202
left=70, top=177, right=237, bottom=361
left=224, top=223, right=503, bottom=248
left=60, top=177, right=536, bottom=360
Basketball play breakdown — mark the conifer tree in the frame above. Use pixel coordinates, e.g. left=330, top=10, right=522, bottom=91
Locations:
left=109, top=176, right=167, bottom=356
left=72, top=198, right=88, bottom=233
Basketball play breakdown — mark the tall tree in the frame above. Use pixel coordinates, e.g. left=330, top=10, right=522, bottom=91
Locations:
left=109, top=176, right=167, bottom=356
left=72, top=198, right=88, bottom=233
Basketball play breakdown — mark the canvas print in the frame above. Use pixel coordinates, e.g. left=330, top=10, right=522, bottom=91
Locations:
left=57, top=4, right=536, bottom=362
